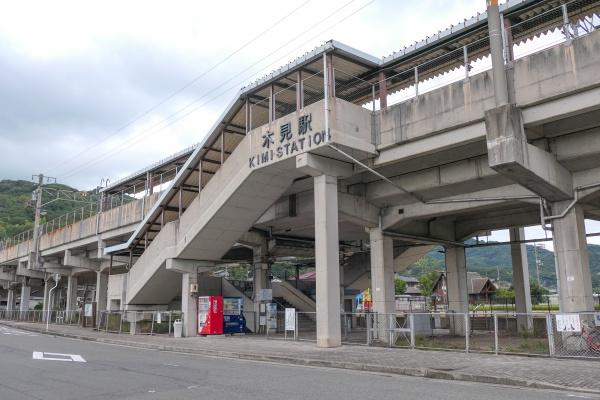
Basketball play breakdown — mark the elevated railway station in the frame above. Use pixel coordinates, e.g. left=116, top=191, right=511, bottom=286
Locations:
left=1, top=0, right=600, bottom=347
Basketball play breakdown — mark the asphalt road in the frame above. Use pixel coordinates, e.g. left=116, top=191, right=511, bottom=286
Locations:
left=0, top=326, right=597, bottom=400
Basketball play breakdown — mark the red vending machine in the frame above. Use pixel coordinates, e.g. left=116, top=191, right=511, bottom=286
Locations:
left=197, top=296, right=223, bottom=335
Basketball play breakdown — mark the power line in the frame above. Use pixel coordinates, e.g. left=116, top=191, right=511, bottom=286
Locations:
left=58, top=0, right=374, bottom=181
left=48, top=0, right=312, bottom=176
left=58, top=0, right=370, bottom=180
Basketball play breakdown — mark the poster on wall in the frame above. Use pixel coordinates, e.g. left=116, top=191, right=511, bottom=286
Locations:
left=594, top=313, right=600, bottom=327
left=84, top=304, right=93, bottom=317
left=556, top=314, right=581, bottom=332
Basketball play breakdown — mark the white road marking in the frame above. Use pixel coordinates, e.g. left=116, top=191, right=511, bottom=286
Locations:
left=0, top=327, right=37, bottom=336
left=32, top=351, right=86, bottom=362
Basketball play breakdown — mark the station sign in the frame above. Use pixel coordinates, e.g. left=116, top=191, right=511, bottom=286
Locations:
left=248, top=110, right=330, bottom=170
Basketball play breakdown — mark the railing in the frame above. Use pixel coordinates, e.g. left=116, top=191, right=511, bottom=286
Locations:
left=332, top=0, right=599, bottom=116
left=0, top=309, right=184, bottom=337
left=249, top=69, right=324, bottom=130
left=97, top=310, right=184, bottom=336
left=0, top=309, right=82, bottom=325
left=263, top=310, right=600, bottom=359
left=0, top=170, right=177, bottom=251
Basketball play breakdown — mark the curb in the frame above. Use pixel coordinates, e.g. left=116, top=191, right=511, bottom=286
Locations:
left=4, top=322, right=599, bottom=395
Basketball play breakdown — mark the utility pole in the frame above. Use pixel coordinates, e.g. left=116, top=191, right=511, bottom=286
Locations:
left=29, top=174, right=56, bottom=270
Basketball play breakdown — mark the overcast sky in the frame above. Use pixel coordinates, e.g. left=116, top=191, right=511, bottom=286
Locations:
left=0, top=0, right=488, bottom=189
left=0, top=0, right=597, bottom=247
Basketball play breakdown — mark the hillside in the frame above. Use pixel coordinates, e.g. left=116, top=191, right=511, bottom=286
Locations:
left=404, top=241, right=600, bottom=290
left=0, top=179, right=86, bottom=239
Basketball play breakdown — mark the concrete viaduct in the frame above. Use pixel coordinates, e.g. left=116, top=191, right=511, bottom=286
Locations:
left=1, top=0, right=599, bottom=347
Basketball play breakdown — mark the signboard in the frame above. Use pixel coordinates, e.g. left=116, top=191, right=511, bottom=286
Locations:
left=285, top=308, right=296, bottom=331
left=257, top=288, right=273, bottom=302
left=249, top=112, right=329, bottom=170
left=594, top=313, right=600, bottom=327
left=556, top=314, right=581, bottom=332
left=84, top=303, right=93, bottom=318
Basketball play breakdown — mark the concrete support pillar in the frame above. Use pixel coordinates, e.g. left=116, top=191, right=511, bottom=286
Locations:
left=314, top=174, right=341, bottom=348
left=6, top=289, right=15, bottom=311
left=369, top=228, right=395, bottom=315
left=181, top=270, right=198, bottom=337
left=486, top=0, right=509, bottom=106
left=95, top=271, right=108, bottom=324
left=369, top=227, right=395, bottom=343
left=66, top=275, right=78, bottom=312
left=252, top=242, right=269, bottom=313
left=509, top=228, right=533, bottom=332
left=551, top=202, right=594, bottom=312
left=19, top=285, right=30, bottom=312
left=378, top=71, right=387, bottom=109
left=445, top=246, right=468, bottom=336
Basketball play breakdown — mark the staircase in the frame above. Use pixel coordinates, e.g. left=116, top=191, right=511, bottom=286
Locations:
left=273, top=297, right=316, bottom=332
left=342, top=245, right=437, bottom=292
left=125, top=131, right=302, bottom=305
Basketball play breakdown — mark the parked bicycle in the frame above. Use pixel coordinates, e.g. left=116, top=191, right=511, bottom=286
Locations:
left=562, top=323, right=600, bottom=354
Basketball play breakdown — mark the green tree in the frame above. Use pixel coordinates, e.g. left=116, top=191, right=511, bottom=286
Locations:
left=225, top=264, right=250, bottom=280
left=530, top=281, right=549, bottom=305
left=395, top=278, right=407, bottom=295
left=418, top=271, right=439, bottom=297
left=495, top=287, right=515, bottom=301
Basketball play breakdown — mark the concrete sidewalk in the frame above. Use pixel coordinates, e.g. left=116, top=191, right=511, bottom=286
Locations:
left=3, top=321, right=599, bottom=394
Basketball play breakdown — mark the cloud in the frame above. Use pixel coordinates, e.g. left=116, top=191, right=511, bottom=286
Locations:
left=0, top=0, right=487, bottom=189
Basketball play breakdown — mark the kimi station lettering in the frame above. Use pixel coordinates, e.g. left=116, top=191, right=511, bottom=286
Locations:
left=248, top=113, right=330, bottom=168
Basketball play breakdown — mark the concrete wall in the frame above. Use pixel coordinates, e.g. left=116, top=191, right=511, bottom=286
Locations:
left=377, top=29, right=600, bottom=150
left=378, top=71, right=495, bottom=148
left=126, top=220, right=178, bottom=303
left=514, top=31, right=600, bottom=108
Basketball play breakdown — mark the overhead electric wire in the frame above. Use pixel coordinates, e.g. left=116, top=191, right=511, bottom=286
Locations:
left=58, top=0, right=375, bottom=181
left=59, top=0, right=370, bottom=180
left=48, top=0, right=312, bottom=176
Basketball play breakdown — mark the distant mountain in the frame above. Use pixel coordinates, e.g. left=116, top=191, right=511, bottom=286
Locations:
left=403, top=241, right=600, bottom=290
left=0, top=179, right=84, bottom=239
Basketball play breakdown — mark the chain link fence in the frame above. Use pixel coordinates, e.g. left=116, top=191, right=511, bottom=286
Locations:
left=549, top=312, right=600, bottom=358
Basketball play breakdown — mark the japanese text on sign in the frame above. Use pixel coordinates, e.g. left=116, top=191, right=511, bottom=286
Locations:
left=249, top=113, right=330, bottom=168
